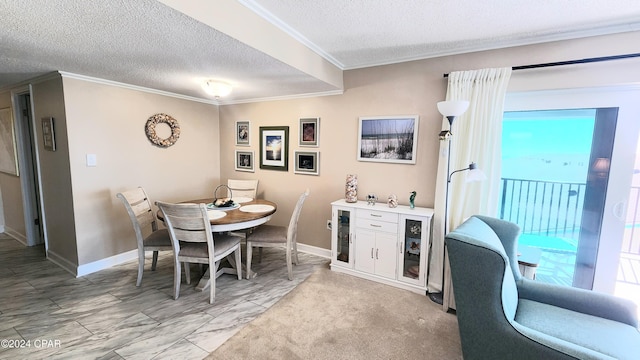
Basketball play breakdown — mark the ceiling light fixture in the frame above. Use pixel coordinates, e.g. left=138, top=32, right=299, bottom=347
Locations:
left=202, top=80, right=233, bottom=98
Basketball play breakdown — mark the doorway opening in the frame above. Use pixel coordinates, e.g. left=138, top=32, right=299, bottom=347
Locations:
left=13, top=90, right=44, bottom=249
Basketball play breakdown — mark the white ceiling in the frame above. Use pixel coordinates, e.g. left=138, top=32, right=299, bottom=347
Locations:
left=2, top=0, right=640, bottom=104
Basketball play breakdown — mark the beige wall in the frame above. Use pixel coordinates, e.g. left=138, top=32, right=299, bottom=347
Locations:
left=220, top=31, right=640, bottom=252
left=0, top=90, right=25, bottom=239
left=2, top=30, right=640, bottom=275
left=61, top=77, right=221, bottom=266
left=32, top=76, right=78, bottom=264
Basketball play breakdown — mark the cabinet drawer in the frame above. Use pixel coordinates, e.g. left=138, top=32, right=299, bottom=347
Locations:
left=356, top=217, right=398, bottom=233
left=356, top=209, right=398, bottom=223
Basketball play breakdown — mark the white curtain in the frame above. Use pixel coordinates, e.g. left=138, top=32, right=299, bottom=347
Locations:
left=430, top=67, right=512, bottom=293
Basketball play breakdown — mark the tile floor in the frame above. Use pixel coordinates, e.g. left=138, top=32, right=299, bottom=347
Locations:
left=0, top=233, right=329, bottom=360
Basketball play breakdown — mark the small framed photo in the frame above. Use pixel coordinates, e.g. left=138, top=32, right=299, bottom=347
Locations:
left=358, top=115, right=419, bottom=164
left=42, top=117, right=57, bottom=152
left=294, top=151, right=319, bottom=175
left=299, top=117, right=319, bottom=147
left=235, top=150, right=254, bottom=172
left=236, top=120, right=250, bottom=146
left=259, top=126, right=289, bottom=171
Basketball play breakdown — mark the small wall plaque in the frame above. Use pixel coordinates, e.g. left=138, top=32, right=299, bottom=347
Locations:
left=42, top=117, right=56, bottom=151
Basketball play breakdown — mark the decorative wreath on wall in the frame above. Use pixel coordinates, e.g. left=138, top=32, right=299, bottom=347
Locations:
left=145, top=113, right=180, bottom=147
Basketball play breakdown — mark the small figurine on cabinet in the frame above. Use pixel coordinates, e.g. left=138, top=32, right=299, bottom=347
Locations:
left=409, top=191, right=416, bottom=209
left=387, top=194, right=398, bottom=208
left=366, top=193, right=378, bottom=205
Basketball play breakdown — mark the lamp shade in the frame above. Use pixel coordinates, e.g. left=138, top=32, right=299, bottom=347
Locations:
left=437, top=100, right=470, bottom=117
left=466, top=162, right=486, bottom=182
left=202, top=80, right=233, bottom=97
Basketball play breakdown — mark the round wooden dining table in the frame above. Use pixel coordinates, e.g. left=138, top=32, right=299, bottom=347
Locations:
left=156, top=198, right=277, bottom=231
left=156, top=198, right=277, bottom=290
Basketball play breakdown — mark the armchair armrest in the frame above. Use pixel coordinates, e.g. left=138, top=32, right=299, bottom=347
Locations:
left=517, top=279, right=638, bottom=328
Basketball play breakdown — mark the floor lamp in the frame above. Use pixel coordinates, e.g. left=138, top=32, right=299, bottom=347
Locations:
left=428, top=100, right=469, bottom=305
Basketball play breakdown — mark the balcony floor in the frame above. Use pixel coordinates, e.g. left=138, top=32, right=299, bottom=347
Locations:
left=534, top=249, right=640, bottom=318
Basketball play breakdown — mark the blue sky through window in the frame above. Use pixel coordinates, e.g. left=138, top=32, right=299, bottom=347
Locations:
left=502, top=109, right=596, bottom=183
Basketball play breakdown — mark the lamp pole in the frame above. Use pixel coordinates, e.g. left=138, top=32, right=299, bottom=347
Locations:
left=428, top=100, right=470, bottom=305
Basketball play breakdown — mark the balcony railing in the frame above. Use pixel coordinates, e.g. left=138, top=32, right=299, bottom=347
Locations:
left=499, top=179, right=640, bottom=257
left=499, top=178, right=585, bottom=242
left=623, top=186, right=640, bottom=255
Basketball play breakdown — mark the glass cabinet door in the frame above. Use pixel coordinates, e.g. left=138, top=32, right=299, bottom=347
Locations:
left=333, top=208, right=352, bottom=267
left=398, top=216, right=427, bottom=285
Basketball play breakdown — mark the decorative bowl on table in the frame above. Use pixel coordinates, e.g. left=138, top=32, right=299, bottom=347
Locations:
left=209, top=184, right=239, bottom=210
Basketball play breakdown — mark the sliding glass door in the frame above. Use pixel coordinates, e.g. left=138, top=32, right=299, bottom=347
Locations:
left=503, top=86, right=640, bottom=294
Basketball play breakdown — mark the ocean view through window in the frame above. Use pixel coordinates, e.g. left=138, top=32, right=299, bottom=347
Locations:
left=500, top=109, right=597, bottom=286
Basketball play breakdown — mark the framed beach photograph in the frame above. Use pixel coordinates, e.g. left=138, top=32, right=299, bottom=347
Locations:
left=236, top=120, right=250, bottom=146
left=259, top=126, right=289, bottom=171
left=235, top=150, right=254, bottom=172
left=0, top=107, right=19, bottom=176
left=294, top=150, right=319, bottom=175
left=357, top=115, right=419, bottom=164
left=299, top=117, right=319, bottom=147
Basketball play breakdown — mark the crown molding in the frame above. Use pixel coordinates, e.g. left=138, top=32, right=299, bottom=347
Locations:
left=57, top=71, right=220, bottom=105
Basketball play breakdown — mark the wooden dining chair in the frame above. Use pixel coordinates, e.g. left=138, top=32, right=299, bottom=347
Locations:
left=156, top=201, right=242, bottom=304
left=227, top=179, right=259, bottom=199
left=246, top=189, right=310, bottom=280
left=116, top=187, right=172, bottom=287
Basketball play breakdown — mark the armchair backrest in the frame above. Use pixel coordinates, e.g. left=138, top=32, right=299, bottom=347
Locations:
left=446, top=216, right=521, bottom=321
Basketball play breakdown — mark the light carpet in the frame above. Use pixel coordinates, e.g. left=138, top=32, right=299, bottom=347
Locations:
left=207, top=266, right=462, bottom=359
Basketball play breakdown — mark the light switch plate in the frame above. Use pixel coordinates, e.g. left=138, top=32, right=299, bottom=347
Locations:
left=86, top=154, right=97, bottom=167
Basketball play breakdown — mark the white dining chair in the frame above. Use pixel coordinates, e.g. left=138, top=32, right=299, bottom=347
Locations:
left=116, top=187, right=172, bottom=287
left=246, top=189, right=310, bottom=280
left=227, top=179, right=260, bottom=241
left=227, top=179, right=259, bottom=200
left=156, top=201, right=242, bottom=304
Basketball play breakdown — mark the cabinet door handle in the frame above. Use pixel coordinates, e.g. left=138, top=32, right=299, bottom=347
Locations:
left=370, top=224, right=382, bottom=228
left=370, top=214, right=382, bottom=217
left=371, top=248, right=374, bottom=259
left=376, top=248, right=379, bottom=259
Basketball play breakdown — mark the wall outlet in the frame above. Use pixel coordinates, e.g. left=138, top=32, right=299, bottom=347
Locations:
left=326, top=220, right=332, bottom=230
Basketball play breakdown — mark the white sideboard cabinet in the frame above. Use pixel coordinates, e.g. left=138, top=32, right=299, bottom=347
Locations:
left=330, top=199, right=434, bottom=294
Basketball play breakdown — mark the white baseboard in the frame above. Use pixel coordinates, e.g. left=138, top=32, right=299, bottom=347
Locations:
left=297, top=243, right=331, bottom=259
left=3, top=226, right=28, bottom=246
left=47, top=248, right=138, bottom=278
left=75, top=249, right=138, bottom=277
left=46, top=249, right=79, bottom=276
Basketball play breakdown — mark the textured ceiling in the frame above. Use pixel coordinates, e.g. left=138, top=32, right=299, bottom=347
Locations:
left=1, top=0, right=640, bottom=104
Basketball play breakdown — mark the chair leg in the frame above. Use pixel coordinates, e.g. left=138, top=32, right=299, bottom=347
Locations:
left=210, top=261, right=219, bottom=304
left=151, top=250, right=159, bottom=270
left=292, top=240, right=299, bottom=265
left=258, top=247, right=263, bottom=263
left=174, top=260, right=181, bottom=300
left=235, top=246, right=242, bottom=280
left=286, top=244, right=293, bottom=281
left=184, top=263, right=191, bottom=285
left=136, top=249, right=145, bottom=287
left=246, top=242, right=253, bottom=280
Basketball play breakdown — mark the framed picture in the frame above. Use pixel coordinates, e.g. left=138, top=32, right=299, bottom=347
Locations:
left=0, top=107, right=19, bottom=176
left=235, top=150, right=254, bottom=172
left=294, top=150, right=319, bottom=175
left=236, top=120, right=250, bottom=146
left=259, top=126, right=289, bottom=171
left=299, top=117, right=319, bottom=147
left=41, top=117, right=56, bottom=152
left=357, top=115, right=419, bottom=164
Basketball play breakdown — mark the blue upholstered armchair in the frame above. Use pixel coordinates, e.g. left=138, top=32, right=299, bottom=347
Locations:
left=445, top=215, right=640, bottom=360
